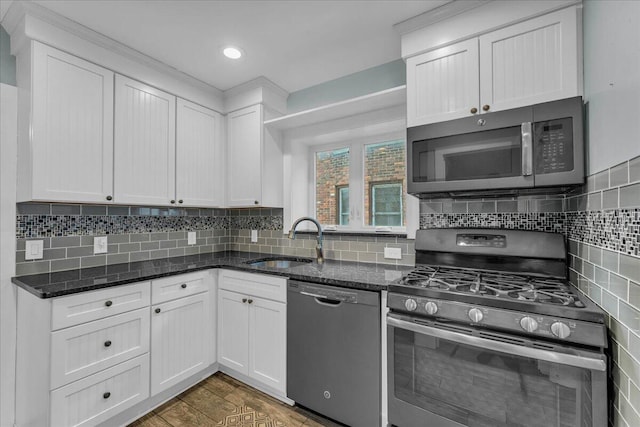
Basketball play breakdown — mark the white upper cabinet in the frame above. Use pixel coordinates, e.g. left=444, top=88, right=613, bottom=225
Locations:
left=226, top=104, right=283, bottom=208
left=406, top=6, right=581, bottom=126
left=20, top=42, right=114, bottom=203
left=479, top=7, right=579, bottom=113
left=226, top=104, right=263, bottom=207
left=406, top=39, right=479, bottom=127
left=176, top=99, right=224, bottom=207
left=114, top=75, right=176, bottom=205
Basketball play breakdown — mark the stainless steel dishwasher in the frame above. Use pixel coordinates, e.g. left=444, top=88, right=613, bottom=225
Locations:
left=287, top=280, right=381, bottom=427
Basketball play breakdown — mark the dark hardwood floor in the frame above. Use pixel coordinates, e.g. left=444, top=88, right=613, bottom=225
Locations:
left=128, top=372, right=343, bottom=426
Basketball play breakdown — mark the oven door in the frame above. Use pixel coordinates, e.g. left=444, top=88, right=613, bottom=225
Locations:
left=387, top=313, right=607, bottom=427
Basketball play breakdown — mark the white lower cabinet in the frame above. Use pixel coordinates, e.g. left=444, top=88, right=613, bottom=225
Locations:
left=218, top=289, right=250, bottom=372
left=150, top=292, right=210, bottom=395
left=50, top=354, right=150, bottom=427
left=16, top=271, right=217, bottom=427
left=217, top=270, right=287, bottom=396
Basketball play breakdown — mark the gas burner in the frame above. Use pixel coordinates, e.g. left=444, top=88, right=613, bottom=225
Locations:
left=401, top=264, right=586, bottom=308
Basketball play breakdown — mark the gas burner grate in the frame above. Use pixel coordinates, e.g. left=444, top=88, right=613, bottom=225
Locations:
left=401, top=265, right=585, bottom=307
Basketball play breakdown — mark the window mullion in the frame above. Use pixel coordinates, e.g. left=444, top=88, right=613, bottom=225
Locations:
left=349, top=142, right=364, bottom=229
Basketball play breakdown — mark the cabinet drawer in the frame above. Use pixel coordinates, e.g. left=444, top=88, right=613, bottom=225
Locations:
left=219, top=269, right=287, bottom=302
left=51, top=308, right=150, bottom=389
left=50, top=354, right=149, bottom=427
left=52, top=282, right=151, bottom=330
left=151, top=272, right=208, bottom=304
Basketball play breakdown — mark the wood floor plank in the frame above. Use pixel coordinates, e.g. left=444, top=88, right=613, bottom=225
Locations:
left=155, top=399, right=218, bottom=426
left=178, top=384, right=239, bottom=423
left=199, top=373, right=238, bottom=398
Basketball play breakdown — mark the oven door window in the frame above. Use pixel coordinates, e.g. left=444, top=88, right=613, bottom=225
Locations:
left=393, top=327, right=597, bottom=427
left=412, top=126, right=523, bottom=183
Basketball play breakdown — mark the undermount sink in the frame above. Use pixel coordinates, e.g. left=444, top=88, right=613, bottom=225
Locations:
left=246, top=257, right=314, bottom=269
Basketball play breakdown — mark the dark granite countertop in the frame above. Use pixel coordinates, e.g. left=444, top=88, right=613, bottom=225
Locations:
left=11, top=251, right=413, bottom=298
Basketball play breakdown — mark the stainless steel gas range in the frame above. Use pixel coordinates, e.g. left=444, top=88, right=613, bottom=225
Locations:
left=387, top=228, right=608, bottom=427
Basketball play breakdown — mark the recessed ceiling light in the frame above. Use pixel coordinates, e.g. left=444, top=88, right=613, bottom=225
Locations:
left=223, top=47, right=243, bottom=59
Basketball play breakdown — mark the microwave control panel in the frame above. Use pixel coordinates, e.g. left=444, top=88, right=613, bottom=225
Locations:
left=535, top=117, right=574, bottom=174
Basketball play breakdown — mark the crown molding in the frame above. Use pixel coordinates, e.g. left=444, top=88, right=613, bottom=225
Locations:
left=223, top=76, right=289, bottom=114
left=394, top=0, right=491, bottom=36
left=3, top=1, right=223, bottom=100
left=224, top=76, right=288, bottom=102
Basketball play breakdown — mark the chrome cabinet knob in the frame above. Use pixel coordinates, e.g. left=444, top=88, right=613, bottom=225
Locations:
left=424, top=301, right=438, bottom=315
left=520, top=316, right=539, bottom=332
left=551, top=321, right=571, bottom=339
left=404, top=298, right=417, bottom=312
left=468, top=308, right=483, bottom=323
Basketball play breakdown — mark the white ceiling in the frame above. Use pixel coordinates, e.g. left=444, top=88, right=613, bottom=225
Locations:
left=12, top=0, right=450, bottom=93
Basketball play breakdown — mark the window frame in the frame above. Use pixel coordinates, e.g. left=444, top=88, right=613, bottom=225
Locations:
left=309, top=132, right=407, bottom=233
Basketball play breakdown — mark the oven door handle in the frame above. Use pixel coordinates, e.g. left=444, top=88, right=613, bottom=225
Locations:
left=387, top=315, right=606, bottom=372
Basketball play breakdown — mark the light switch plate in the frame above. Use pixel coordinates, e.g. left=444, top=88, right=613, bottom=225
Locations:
left=187, top=232, right=197, bottom=245
left=384, top=247, right=402, bottom=260
left=251, top=230, right=258, bottom=243
left=25, top=240, right=44, bottom=260
left=93, top=236, right=108, bottom=254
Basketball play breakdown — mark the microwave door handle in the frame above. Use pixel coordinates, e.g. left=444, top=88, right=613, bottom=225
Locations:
left=521, top=122, right=533, bottom=176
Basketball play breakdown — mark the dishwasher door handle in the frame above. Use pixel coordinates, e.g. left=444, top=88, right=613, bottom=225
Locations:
left=300, top=291, right=343, bottom=307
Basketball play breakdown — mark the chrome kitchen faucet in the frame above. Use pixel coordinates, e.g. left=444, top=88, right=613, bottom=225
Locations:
left=288, top=217, right=324, bottom=264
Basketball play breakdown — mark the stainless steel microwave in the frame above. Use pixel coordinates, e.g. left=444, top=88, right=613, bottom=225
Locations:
left=407, top=96, right=584, bottom=196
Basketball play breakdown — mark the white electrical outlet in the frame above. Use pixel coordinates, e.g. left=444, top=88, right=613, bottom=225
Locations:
left=25, top=240, right=44, bottom=260
left=384, top=247, right=402, bottom=260
left=188, top=232, right=197, bottom=245
left=93, top=236, right=108, bottom=254
left=251, top=230, right=258, bottom=243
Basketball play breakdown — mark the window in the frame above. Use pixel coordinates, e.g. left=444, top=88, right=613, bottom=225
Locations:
left=312, top=138, right=406, bottom=231
left=370, top=182, right=403, bottom=226
left=315, top=147, right=349, bottom=225
left=364, top=140, right=406, bottom=226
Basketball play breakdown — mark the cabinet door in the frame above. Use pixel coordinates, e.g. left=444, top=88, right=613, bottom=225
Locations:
left=114, top=75, right=176, bottom=205
left=218, top=290, right=249, bottom=374
left=248, top=298, right=286, bottom=393
left=226, top=104, right=263, bottom=207
left=30, top=42, right=114, bottom=203
left=151, top=293, right=210, bottom=395
left=479, top=7, right=579, bottom=112
left=406, top=39, right=479, bottom=126
left=176, top=99, right=224, bottom=207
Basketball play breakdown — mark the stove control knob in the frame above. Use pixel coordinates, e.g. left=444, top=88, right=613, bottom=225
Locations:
left=551, top=321, right=571, bottom=339
left=425, top=301, right=438, bottom=315
left=404, top=298, right=418, bottom=312
left=468, top=308, right=483, bottom=323
left=520, top=316, right=539, bottom=332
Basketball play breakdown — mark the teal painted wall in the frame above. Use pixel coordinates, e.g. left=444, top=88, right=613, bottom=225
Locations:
left=286, top=59, right=406, bottom=113
left=0, top=25, right=16, bottom=86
